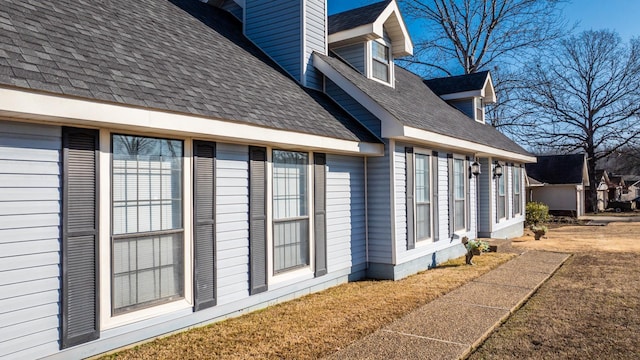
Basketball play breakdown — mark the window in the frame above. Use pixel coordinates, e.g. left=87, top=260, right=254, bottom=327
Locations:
left=111, top=135, right=184, bottom=314
left=415, top=153, right=431, bottom=240
left=513, top=167, right=521, bottom=214
left=372, top=41, right=390, bottom=82
left=453, top=158, right=466, bottom=231
left=273, top=150, right=309, bottom=273
left=497, top=168, right=506, bottom=219
left=476, top=98, right=484, bottom=122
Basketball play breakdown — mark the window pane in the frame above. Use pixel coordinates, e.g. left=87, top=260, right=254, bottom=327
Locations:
left=415, top=154, right=430, bottom=203
left=372, top=60, right=389, bottom=82
left=273, top=151, right=308, bottom=220
left=372, top=41, right=389, bottom=61
left=272, top=150, right=309, bottom=273
left=455, top=200, right=465, bottom=230
left=273, top=218, right=309, bottom=272
left=112, top=135, right=183, bottom=234
left=112, top=233, right=183, bottom=313
left=416, top=203, right=431, bottom=240
left=111, top=135, right=184, bottom=313
left=453, top=159, right=465, bottom=230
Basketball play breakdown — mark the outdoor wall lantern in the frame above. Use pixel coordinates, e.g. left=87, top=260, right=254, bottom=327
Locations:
left=470, top=161, right=481, bottom=177
left=493, top=162, right=503, bottom=178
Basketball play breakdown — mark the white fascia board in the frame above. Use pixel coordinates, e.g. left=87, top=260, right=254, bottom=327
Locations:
left=440, top=90, right=482, bottom=101
left=401, top=125, right=537, bottom=163
left=328, top=24, right=376, bottom=45
left=483, top=74, right=497, bottom=103
left=313, top=53, right=404, bottom=136
left=0, top=86, right=383, bottom=156
left=376, top=1, right=413, bottom=56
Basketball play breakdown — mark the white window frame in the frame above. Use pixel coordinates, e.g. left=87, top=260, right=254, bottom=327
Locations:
left=453, top=156, right=467, bottom=232
left=513, top=166, right=521, bottom=215
left=414, top=150, right=433, bottom=243
left=475, top=97, right=485, bottom=123
left=99, top=130, right=193, bottom=330
left=367, top=38, right=394, bottom=87
left=267, top=149, right=314, bottom=286
left=497, top=166, right=507, bottom=221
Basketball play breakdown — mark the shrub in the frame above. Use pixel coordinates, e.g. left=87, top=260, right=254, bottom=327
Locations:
left=526, top=202, right=550, bottom=226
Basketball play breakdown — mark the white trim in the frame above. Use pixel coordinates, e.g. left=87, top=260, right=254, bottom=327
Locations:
left=313, top=56, right=534, bottom=163
left=301, top=0, right=307, bottom=88
left=0, top=88, right=382, bottom=156
left=328, top=1, right=413, bottom=56
left=268, top=149, right=315, bottom=285
left=401, top=126, right=536, bottom=163
left=413, top=148, right=434, bottom=245
left=389, top=139, right=397, bottom=265
left=99, top=130, right=193, bottom=330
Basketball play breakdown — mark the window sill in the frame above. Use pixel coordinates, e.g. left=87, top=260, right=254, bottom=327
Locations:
left=101, top=298, right=192, bottom=330
left=269, top=266, right=314, bottom=289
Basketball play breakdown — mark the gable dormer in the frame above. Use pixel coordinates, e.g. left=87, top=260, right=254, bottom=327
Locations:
left=425, top=71, right=496, bottom=123
left=327, top=0, right=413, bottom=87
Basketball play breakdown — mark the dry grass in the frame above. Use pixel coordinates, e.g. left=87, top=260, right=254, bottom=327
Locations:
left=101, top=253, right=515, bottom=360
left=470, top=252, right=640, bottom=359
left=470, top=222, right=640, bottom=359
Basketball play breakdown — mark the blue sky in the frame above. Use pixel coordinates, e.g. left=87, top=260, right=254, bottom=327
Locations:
left=328, top=0, right=640, bottom=42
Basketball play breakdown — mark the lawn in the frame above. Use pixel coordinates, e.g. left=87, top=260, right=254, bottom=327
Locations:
left=100, top=253, right=515, bottom=360
left=470, top=223, right=640, bottom=359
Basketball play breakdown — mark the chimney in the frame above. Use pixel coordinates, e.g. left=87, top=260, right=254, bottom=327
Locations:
left=244, top=0, right=327, bottom=90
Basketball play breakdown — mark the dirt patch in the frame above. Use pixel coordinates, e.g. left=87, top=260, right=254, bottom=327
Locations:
left=513, top=222, right=640, bottom=253
left=99, top=254, right=515, bottom=360
left=469, top=251, right=640, bottom=359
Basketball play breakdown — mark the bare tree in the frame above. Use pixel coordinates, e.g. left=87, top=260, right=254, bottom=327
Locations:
left=519, top=30, right=640, bottom=211
left=399, top=0, right=567, bottom=76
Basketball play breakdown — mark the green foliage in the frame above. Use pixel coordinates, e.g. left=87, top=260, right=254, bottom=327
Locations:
left=526, top=202, right=550, bottom=226
left=465, top=239, right=490, bottom=252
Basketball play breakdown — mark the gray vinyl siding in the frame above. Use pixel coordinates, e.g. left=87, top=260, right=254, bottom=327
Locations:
left=394, top=143, right=407, bottom=252
left=0, top=121, right=61, bottom=359
left=478, top=158, right=491, bottom=234
left=326, top=155, right=366, bottom=272
left=215, top=143, right=250, bottom=305
left=325, top=78, right=382, bottom=137
left=245, top=0, right=302, bottom=82
left=367, top=141, right=392, bottom=263
left=304, top=0, right=326, bottom=90
left=448, top=99, right=475, bottom=120
left=332, top=43, right=366, bottom=74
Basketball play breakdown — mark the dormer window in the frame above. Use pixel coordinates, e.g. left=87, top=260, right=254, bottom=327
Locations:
left=476, top=98, right=484, bottom=123
left=372, top=41, right=390, bottom=83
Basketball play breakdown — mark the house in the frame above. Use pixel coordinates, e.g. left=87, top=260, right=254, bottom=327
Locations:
left=525, top=154, right=590, bottom=217
left=621, top=175, right=640, bottom=200
left=0, top=0, right=534, bottom=358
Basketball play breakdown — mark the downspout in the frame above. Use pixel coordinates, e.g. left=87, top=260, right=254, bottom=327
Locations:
left=364, top=156, right=369, bottom=269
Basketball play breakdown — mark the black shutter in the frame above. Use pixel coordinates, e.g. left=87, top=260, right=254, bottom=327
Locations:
left=314, top=153, right=327, bottom=277
left=405, top=148, right=415, bottom=249
left=432, top=152, right=439, bottom=242
left=447, top=154, right=454, bottom=239
left=466, top=157, right=471, bottom=232
left=249, top=147, right=268, bottom=295
left=61, top=127, right=99, bottom=349
left=193, top=141, right=216, bottom=311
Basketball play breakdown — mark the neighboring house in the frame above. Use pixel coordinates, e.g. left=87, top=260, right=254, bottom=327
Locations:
left=621, top=175, right=640, bottom=200
left=0, top=0, right=534, bottom=358
left=525, top=154, right=590, bottom=217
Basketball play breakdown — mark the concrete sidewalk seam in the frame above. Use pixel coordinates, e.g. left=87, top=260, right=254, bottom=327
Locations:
left=381, top=329, right=469, bottom=347
left=472, top=280, right=535, bottom=290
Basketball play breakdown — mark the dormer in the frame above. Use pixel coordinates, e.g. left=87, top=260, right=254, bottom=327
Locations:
left=425, top=71, right=496, bottom=124
left=327, top=0, right=413, bottom=87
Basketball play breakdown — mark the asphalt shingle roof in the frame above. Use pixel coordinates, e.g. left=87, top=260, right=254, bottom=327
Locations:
left=0, top=0, right=378, bottom=143
left=316, top=53, right=531, bottom=157
left=328, top=0, right=391, bottom=34
left=425, top=71, right=490, bottom=96
left=525, top=154, right=586, bottom=184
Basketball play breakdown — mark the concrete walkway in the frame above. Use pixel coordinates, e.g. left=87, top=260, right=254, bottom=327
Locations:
left=325, top=250, right=570, bottom=360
